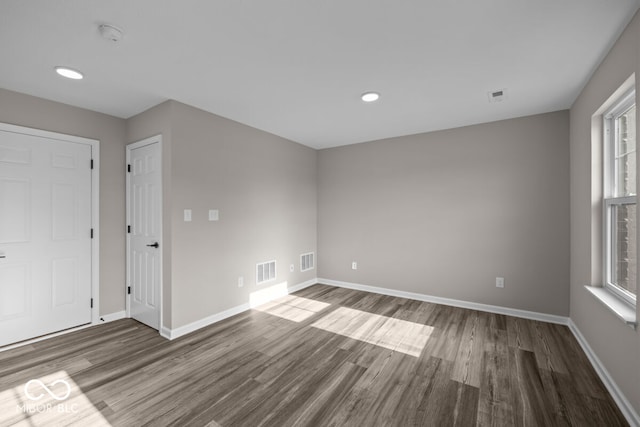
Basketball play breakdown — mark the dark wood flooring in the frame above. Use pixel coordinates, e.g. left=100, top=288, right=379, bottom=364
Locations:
left=0, top=284, right=628, bottom=426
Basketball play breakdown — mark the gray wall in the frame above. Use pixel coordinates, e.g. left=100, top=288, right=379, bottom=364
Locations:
left=569, top=10, right=640, bottom=415
left=128, top=101, right=317, bottom=329
left=0, top=90, right=317, bottom=332
left=126, top=100, right=174, bottom=326
left=0, top=88, right=127, bottom=316
left=318, top=111, right=570, bottom=316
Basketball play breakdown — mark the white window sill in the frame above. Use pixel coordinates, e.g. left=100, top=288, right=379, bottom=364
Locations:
left=584, top=286, right=637, bottom=329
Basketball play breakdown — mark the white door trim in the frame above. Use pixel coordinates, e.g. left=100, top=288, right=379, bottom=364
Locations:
left=0, top=122, right=100, bottom=325
left=125, top=135, right=163, bottom=332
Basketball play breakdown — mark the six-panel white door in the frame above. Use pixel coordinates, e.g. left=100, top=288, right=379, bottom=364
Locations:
left=0, top=130, right=92, bottom=347
left=128, top=140, right=161, bottom=330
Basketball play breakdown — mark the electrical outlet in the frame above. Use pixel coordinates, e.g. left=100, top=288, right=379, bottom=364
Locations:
left=496, top=277, right=505, bottom=288
left=352, top=261, right=357, bottom=270
left=238, top=276, right=244, bottom=288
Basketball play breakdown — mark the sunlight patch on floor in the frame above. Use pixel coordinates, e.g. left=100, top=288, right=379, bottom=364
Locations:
left=0, top=370, right=111, bottom=426
left=254, top=294, right=331, bottom=322
left=249, top=281, right=290, bottom=308
left=311, top=307, right=433, bottom=357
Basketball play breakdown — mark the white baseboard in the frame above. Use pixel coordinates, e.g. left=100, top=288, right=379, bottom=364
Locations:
left=317, top=278, right=569, bottom=325
left=164, top=302, right=251, bottom=340
left=568, top=320, right=640, bottom=427
left=160, top=326, right=172, bottom=340
left=98, top=310, right=126, bottom=323
left=162, top=278, right=318, bottom=340
left=288, top=278, right=318, bottom=294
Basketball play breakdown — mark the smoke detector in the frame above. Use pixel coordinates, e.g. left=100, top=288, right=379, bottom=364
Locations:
left=98, top=24, right=123, bottom=42
left=488, top=88, right=508, bottom=103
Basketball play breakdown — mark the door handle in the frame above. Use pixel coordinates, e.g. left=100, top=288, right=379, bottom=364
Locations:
left=0, top=255, right=5, bottom=258
left=146, top=242, right=159, bottom=248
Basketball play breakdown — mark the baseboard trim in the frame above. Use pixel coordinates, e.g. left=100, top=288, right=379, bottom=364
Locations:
left=568, top=320, right=640, bottom=427
left=165, top=302, right=251, bottom=340
left=288, top=278, right=318, bottom=294
left=160, top=326, right=172, bottom=340
left=98, top=310, right=126, bottom=323
left=317, top=278, right=569, bottom=325
left=162, top=278, right=318, bottom=340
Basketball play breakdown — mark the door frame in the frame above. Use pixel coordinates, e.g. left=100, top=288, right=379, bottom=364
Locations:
left=0, top=122, right=100, bottom=325
left=125, top=135, right=163, bottom=332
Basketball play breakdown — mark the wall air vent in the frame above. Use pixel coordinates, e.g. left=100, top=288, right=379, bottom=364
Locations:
left=300, top=252, right=314, bottom=272
left=257, top=260, right=276, bottom=284
left=488, top=88, right=508, bottom=103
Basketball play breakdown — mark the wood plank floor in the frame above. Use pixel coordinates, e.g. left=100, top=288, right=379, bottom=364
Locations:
left=0, top=284, right=628, bottom=426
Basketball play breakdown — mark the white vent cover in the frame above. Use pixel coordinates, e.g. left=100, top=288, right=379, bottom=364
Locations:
left=300, top=252, right=314, bottom=272
left=257, top=260, right=276, bottom=284
left=488, top=88, right=508, bottom=103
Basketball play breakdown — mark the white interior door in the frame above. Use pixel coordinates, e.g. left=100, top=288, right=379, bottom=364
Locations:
left=127, top=138, right=161, bottom=330
left=0, top=129, right=93, bottom=347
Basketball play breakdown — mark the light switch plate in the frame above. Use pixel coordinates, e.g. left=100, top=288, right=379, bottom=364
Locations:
left=208, top=209, right=219, bottom=221
left=184, top=209, right=192, bottom=222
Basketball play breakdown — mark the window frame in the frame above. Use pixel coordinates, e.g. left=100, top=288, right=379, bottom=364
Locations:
left=603, top=88, right=637, bottom=306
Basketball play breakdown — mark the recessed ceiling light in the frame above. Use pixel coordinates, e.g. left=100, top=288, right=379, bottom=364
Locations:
left=361, top=92, right=380, bottom=102
left=55, top=66, right=84, bottom=80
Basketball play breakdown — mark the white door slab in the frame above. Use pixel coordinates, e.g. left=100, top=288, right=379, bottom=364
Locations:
left=0, top=129, right=93, bottom=346
left=127, top=138, right=162, bottom=330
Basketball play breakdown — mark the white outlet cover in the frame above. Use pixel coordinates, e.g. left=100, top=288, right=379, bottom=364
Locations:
left=208, top=209, right=219, bottom=221
left=238, top=276, right=244, bottom=287
left=496, top=277, right=505, bottom=288
left=184, top=209, right=192, bottom=222
left=352, top=262, right=357, bottom=270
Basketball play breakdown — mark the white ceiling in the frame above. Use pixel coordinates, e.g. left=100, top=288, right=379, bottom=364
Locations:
left=1, top=1, right=638, bottom=149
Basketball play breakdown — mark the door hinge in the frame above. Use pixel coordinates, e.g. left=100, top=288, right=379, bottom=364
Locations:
left=90, top=228, right=94, bottom=239
left=127, top=164, right=131, bottom=173
left=90, top=298, right=93, bottom=308
left=127, top=286, right=131, bottom=295
left=90, top=159, right=94, bottom=169
left=127, top=225, right=131, bottom=233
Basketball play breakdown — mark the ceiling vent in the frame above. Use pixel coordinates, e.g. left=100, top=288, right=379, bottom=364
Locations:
left=488, top=88, right=508, bottom=103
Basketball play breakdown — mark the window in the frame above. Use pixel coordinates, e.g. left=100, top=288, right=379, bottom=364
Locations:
left=604, top=89, right=637, bottom=305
